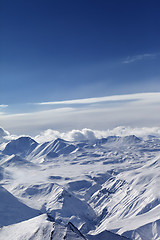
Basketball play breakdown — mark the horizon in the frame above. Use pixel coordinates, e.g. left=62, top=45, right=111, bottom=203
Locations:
left=0, top=91, right=160, bottom=135
left=1, top=124, right=160, bottom=144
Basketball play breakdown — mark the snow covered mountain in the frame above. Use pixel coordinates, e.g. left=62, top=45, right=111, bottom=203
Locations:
left=3, top=136, right=38, bottom=157
left=0, top=127, right=160, bottom=239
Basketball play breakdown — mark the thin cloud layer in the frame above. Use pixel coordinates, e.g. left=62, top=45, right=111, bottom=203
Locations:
left=0, top=92, right=160, bottom=135
left=0, top=105, right=8, bottom=108
left=0, top=127, right=9, bottom=138
left=123, top=53, right=159, bottom=64
left=0, top=105, right=8, bottom=116
left=35, top=92, right=160, bottom=106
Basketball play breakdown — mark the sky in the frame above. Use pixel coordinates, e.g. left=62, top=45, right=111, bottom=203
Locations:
left=0, top=0, right=160, bottom=135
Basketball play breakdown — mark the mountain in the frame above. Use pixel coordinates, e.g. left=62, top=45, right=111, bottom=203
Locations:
left=0, top=214, right=129, bottom=240
left=28, top=138, right=77, bottom=162
left=3, top=136, right=38, bottom=157
left=0, top=214, right=53, bottom=240
left=121, top=135, right=142, bottom=144
left=0, top=128, right=160, bottom=239
left=1, top=154, right=36, bottom=168
left=0, top=185, right=40, bottom=227
left=0, top=167, right=4, bottom=180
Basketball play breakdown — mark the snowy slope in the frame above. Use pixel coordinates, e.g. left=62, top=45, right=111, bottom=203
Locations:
left=0, top=214, right=53, bottom=240
left=0, top=185, right=40, bottom=227
left=3, top=136, right=38, bottom=157
left=0, top=127, right=160, bottom=239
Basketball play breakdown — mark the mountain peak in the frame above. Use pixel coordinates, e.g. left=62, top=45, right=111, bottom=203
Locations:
left=3, top=136, right=38, bottom=156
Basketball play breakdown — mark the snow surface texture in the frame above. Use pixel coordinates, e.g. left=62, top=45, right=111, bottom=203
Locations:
left=0, top=127, right=160, bottom=239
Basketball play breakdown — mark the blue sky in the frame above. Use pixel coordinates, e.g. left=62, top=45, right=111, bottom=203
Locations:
left=1, top=0, right=160, bottom=134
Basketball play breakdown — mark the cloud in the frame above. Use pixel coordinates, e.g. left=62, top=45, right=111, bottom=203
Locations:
left=2, top=126, right=158, bottom=144
left=2, top=125, right=160, bottom=144
left=0, top=126, right=15, bottom=146
left=34, top=128, right=97, bottom=143
left=0, top=92, right=160, bottom=136
left=0, top=105, right=8, bottom=108
left=0, top=127, right=10, bottom=138
left=34, top=126, right=160, bottom=143
left=34, top=129, right=61, bottom=143
left=123, top=53, right=159, bottom=64
left=35, top=92, right=160, bottom=106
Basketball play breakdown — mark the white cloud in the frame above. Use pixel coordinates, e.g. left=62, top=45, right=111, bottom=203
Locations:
left=123, top=53, right=159, bottom=64
left=0, top=127, right=10, bottom=137
left=0, top=105, right=8, bottom=108
left=34, top=126, right=160, bottom=143
left=34, top=129, right=61, bottom=143
left=0, top=92, right=160, bottom=136
left=1, top=125, right=160, bottom=145
left=2, top=125, right=160, bottom=144
left=35, top=92, right=160, bottom=106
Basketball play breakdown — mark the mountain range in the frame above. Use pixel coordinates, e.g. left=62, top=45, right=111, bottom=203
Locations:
left=0, top=127, right=160, bottom=239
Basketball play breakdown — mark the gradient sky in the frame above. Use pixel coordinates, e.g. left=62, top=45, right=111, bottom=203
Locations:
left=0, top=0, right=160, bottom=134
